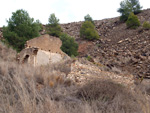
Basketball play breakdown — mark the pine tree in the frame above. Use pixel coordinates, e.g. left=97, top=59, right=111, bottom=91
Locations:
left=118, top=0, right=142, bottom=22
left=3, top=9, right=41, bottom=51
left=126, top=12, right=140, bottom=29
left=84, top=14, right=94, bottom=25
left=47, top=13, right=62, bottom=37
left=60, top=33, right=78, bottom=56
left=80, top=21, right=99, bottom=40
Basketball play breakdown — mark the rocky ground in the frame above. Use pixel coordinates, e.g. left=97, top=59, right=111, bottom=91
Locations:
left=68, top=58, right=135, bottom=88
left=61, top=9, right=150, bottom=79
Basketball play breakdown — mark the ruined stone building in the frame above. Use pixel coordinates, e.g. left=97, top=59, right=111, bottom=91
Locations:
left=18, top=34, right=69, bottom=66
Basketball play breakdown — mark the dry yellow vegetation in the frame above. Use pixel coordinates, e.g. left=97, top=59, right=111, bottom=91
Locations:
left=0, top=41, right=150, bottom=113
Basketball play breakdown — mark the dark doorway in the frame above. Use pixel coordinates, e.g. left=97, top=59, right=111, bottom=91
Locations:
left=23, top=55, right=29, bottom=63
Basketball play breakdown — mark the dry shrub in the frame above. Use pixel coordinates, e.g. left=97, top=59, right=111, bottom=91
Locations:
left=0, top=61, right=150, bottom=113
left=52, top=59, right=72, bottom=75
left=76, top=79, right=149, bottom=113
left=76, top=80, right=124, bottom=101
left=143, top=21, right=150, bottom=30
left=0, top=41, right=16, bottom=61
left=0, top=60, right=75, bottom=113
left=32, top=60, right=73, bottom=88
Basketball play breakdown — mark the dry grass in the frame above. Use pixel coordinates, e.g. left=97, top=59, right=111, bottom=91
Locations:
left=76, top=79, right=150, bottom=113
left=0, top=60, right=74, bottom=113
left=0, top=41, right=16, bottom=61
left=0, top=41, right=150, bottom=113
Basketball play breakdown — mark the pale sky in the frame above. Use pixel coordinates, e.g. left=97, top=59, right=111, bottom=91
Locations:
left=0, top=0, right=149, bottom=27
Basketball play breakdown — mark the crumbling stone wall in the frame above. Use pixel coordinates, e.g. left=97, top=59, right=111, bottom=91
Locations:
left=26, top=34, right=63, bottom=54
left=36, top=50, right=62, bottom=66
left=17, top=47, right=38, bottom=65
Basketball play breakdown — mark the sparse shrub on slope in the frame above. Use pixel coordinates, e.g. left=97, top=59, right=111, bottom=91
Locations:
left=76, top=80, right=124, bottom=101
left=143, top=21, right=150, bottom=30
left=80, top=21, right=99, bottom=40
left=76, top=79, right=149, bottom=113
left=47, top=13, right=62, bottom=37
left=3, top=9, right=41, bottom=52
left=60, top=33, right=78, bottom=57
left=126, top=13, right=140, bottom=29
left=118, top=0, right=142, bottom=22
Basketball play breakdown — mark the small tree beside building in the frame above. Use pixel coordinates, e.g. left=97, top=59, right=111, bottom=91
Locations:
left=60, top=33, right=78, bottom=57
left=47, top=13, right=62, bottom=37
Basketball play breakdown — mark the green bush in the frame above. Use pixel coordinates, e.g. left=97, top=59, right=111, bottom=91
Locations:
left=47, top=13, right=62, bottom=37
left=80, top=21, right=99, bottom=40
left=118, top=0, right=142, bottom=22
left=48, top=25, right=62, bottom=37
left=3, top=9, right=41, bottom=52
left=86, top=56, right=92, bottom=61
left=60, top=33, right=78, bottom=57
left=143, top=21, right=150, bottom=30
left=126, top=13, right=140, bottom=29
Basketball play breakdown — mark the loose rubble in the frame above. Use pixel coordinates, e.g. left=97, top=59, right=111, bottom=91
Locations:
left=67, top=59, right=135, bottom=89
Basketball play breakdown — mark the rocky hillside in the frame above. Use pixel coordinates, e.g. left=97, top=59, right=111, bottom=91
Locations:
left=0, top=9, right=150, bottom=79
left=1, top=13, right=150, bottom=112
left=61, top=9, right=150, bottom=79
left=2, top=41, right=149, bottom=113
